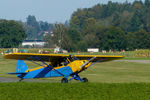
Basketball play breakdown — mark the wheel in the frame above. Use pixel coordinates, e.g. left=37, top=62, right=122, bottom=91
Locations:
left=82, top=78, right=88, bottom=83
left=61, top=78, right=68, bottom=83
left=19, top=78, right=23, bottom=82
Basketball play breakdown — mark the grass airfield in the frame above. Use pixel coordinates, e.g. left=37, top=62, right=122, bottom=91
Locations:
left=1, top=54, right=150, bottom=99
left=1, top=82, right=150, bottom=100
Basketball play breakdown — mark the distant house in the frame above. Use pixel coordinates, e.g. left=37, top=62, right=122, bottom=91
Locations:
left=22, top=40, right=46, bottom=47
left=87, top=48, right=99, bottom=53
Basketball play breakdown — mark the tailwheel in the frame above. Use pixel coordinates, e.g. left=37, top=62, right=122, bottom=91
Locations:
left=82, top=78, right=88, bottom=83
left=61, top=78, right=68, bottom=83
left=19, top=78, right=23, bottom=82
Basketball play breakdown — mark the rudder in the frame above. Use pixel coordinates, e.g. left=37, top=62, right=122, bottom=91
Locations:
left=16, top=60, right=28, bottom=73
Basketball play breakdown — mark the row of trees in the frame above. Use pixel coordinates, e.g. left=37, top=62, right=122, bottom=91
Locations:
left=45, top=0, right=150, bottom=51
left=1, top=0, right=150, bottom=50
left=0, top=20, right=26, bottom=48
left=0, top=15, right=63, bottom=48
left=23, top=15, right=55, bottom=40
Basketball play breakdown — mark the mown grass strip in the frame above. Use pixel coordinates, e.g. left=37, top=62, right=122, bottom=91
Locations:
left=0, top=82, right=150, bottom=100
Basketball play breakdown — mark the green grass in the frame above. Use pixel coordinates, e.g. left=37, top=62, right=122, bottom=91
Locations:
left=81, top=61, right=150, bottom=83
left=122, top=57, right=150, bottom=60
left=0, top=83, right=150, bottom=100
left=1, top=52, right=150, bottom=100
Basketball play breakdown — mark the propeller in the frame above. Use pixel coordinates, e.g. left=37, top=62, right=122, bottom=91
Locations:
left=79, top=56, right=96, bottom=69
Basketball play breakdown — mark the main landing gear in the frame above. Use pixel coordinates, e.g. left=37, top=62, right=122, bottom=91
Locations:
left=61, top=75, right=88, bottom=83
left=19, top=78, right=24, bottom=82
left=82, top=78, right=88, bottom=82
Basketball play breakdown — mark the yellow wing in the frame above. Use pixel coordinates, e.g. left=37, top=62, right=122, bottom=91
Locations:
left=3, top=53, right=70, bottom=62
left=74, top=55, right=124, bottom=62
left=3, top=53, right=124, bottom=63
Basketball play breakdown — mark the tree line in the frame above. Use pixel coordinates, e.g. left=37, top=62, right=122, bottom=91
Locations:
left=0, top=15, right=56, bottom=48
left=1, top=0, right=150, bottom=50
left=0, top=20, right=26, bottom=48
left=22, top=15, right=55, bottom=40
left=45, top=0, right=150, bottom=51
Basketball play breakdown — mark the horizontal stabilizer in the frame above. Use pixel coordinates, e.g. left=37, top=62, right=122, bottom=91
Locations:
left=7, top=72, right=27, bottom=75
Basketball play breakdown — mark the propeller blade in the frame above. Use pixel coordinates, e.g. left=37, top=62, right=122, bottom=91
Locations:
left=79, top=56, right=96, bottom=69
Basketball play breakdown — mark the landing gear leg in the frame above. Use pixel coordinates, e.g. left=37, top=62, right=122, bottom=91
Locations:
left=70, top=74, right=88, bottom=83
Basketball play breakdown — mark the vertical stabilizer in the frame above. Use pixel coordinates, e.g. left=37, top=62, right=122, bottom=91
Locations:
left=16, top=60, right=28, bottom=73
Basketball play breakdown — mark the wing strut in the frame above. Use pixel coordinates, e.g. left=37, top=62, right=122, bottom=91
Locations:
left=88, top=58, right=104, bottom=67
left=31, top=56, right=65, bottom=77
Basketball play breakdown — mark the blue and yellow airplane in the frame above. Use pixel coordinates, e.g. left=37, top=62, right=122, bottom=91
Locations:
left=3, top=53, right=123, bottom=83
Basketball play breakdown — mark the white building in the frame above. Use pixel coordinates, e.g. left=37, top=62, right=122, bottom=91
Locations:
left=22, top=40, right=46, bottom=47
left=87, top=48, right=99, bottom=53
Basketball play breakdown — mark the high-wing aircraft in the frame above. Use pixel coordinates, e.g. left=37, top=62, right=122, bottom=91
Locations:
left=3, top=53, right=123, bottom=83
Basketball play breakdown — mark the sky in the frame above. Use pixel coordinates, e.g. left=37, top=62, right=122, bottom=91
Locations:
left=0, top=0, right=144, bottom=23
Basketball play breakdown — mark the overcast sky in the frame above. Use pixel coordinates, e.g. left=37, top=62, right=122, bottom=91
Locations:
left=0, top=0, right=144, bottom=23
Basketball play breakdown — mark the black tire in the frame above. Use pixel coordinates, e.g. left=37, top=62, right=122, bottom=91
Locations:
left=61, top=78, right=68, bottom=83
left=19, top=78, right=23, bottom=82
left=82, top=78, right=88, bottom=83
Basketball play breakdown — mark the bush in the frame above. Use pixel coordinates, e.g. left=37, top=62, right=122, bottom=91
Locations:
left=134, top=49, right=150, bottom=57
